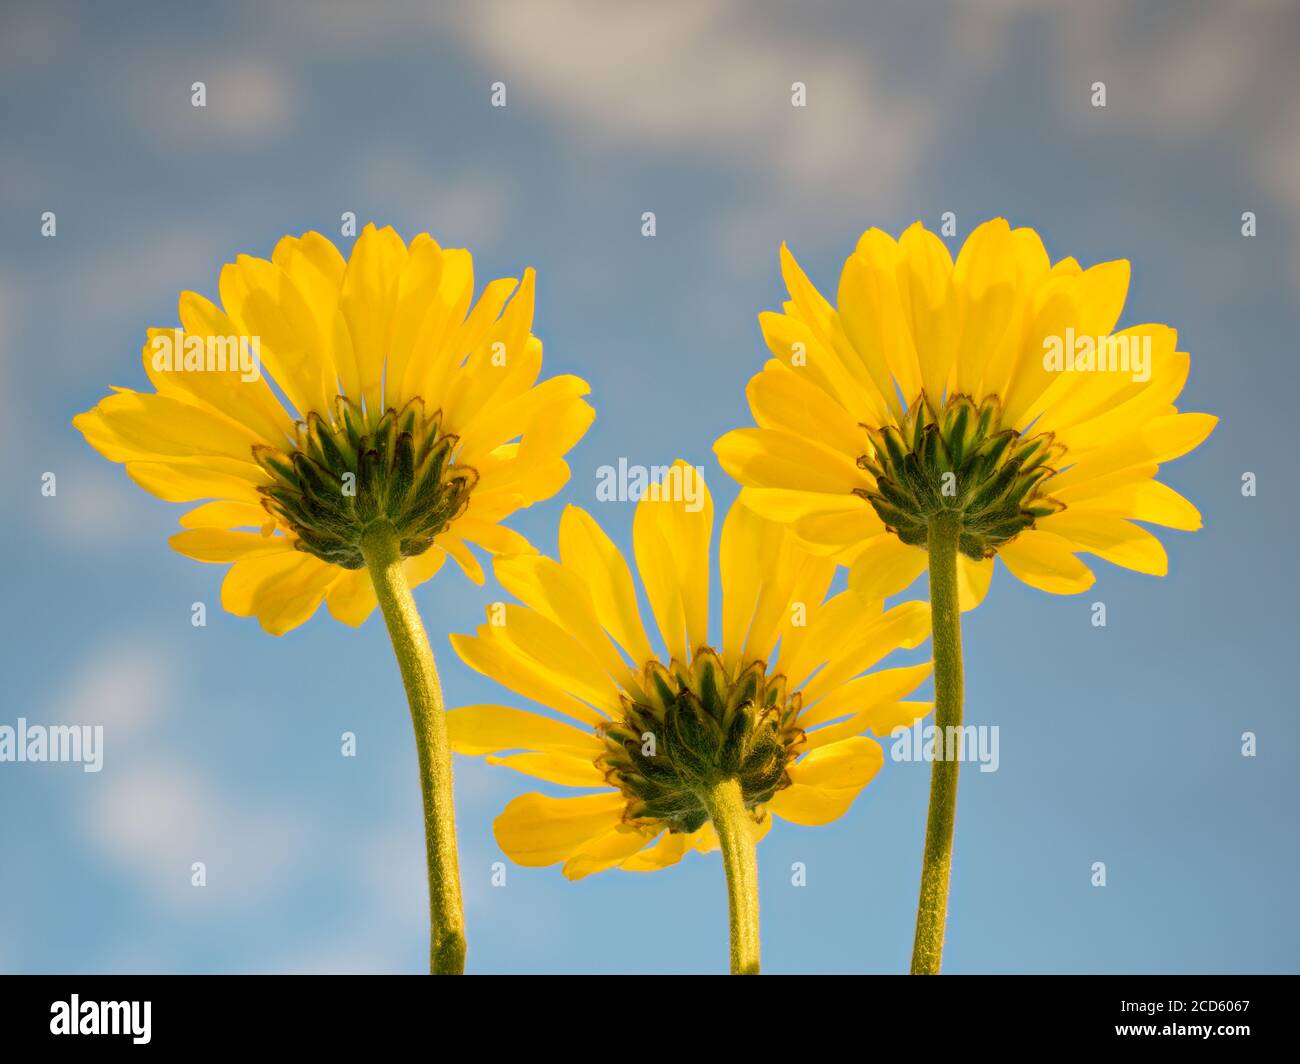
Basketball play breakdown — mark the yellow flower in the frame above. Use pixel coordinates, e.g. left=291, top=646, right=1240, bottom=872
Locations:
left=74, top=224, right=594, bottom=634
left=447, top=461, right=932, bottom=881
left=714, top=218, right=1218, bottom=607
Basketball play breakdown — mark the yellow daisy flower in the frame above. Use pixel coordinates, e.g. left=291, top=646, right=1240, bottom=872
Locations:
left=448, top=461, right=932, bottom=973
left=73, top=224, right=595, bottom=975
left=714, top=218, right=1217, bottom=975
left=74, top=223, right=594, bottom=635
left=714, top=217, right=1217, bottom=606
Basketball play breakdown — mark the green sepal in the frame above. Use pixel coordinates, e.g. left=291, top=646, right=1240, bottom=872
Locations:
left=856, top=390, right=1066, bottom=559
left=254, top=396, right=479, bottom=566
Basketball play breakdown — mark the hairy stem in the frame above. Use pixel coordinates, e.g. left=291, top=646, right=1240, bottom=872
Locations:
left=910, top=510, right=965, bottom=975
left=362, top=525, right=467, bottom=975
left=701, top=777, right=761, bottom=975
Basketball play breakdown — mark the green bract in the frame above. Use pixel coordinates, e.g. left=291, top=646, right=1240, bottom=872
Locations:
left=597, top=650, right=803, bottom=834
left=857, top=394, right=1066, bottom=560
left=252, top=395, right=476, bottom=569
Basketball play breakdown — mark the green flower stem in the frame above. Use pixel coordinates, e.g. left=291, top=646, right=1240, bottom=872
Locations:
left=910, top=510, right=965, bottom=975
left=701, top=777, right=761, bottom=975
left=362, top=525, right=466, bottom=975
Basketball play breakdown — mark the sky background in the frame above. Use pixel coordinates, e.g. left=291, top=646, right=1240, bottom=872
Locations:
left=2, top=0, right=1297, bottom=974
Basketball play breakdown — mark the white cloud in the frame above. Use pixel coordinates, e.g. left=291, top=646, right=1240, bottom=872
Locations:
left=275, top=1, right=946, bottom=268
left=242, top=0, right=1300, bottom=292
left=444, top=0, right=932, bottom=207
left=265, top=0, right=438, bottom=52
left=52, top=640, right=312, bottom=915
left=31, top=458, right=155, bottom=550
left=203, top=60, right=300, bottom=139
left=108, top=54, right=299, bottom=146
left=1054, top=2, right=1284, bottom=132
left=439, top=1, right=946, bottom=269
left=1051, top=2, right=1300, bottom=287
left=47, top=643, right=174, bottom=738
left=84, top=759, right=311, bottom=913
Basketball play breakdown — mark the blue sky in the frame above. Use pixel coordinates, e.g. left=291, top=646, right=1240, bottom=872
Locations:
left=1, top=0, right=1297, bottom=973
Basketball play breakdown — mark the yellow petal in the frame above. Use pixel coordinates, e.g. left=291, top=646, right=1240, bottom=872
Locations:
left=790, top=504, right=886, bottom=556
left=220, top=551, right=336, bottom=635
left=798, top=662, right=934, bottom=729
left=405, top=249, right=477, bottom=403
left=453, top=518, right=534, bottom=558
left=474, top=451, right=573, bottom=511
left=445, top=704, right=603, bottom=759
left=896, top=221, right=957, bottom=404
left=618, top=829, right=696, bottom=872
left=737, top=487, right=880, bottom=556
left=858, top=699, right=931, bottom=738
left=402, top=546, right=447, bottom=589
left=493, top=552, right=634, bottom=686
left=848, top=534, right=928, bottom=603
left=780, top=590, right=880, bottom=690
left=720, top=501, right=784, bottom=669
left=338, top=223, right=408, bottom=416
left=438, top=534, right=485, bottom=584
left=325, top=567, right=379, bottom=627
left=493, top=791, right=626, bottom=867
left=1068, top=479, right=1202, bottom=531
left=169, top=528, right=293, bottom=563
left=746, top=362, right=865, bottom=460
left=149, top=301, right=295, bottom=445
left=714, top=426, right=867, bottom=494
left=123, top=460, right=267, bottom=504
left=780, top=243, right=888, bottom=416
left=1005, top=259, right=1131, bottom=428
left=836, top=232, right=914, bottom=418
left=1037, top=511, right=1169, bottom=576
left=976, top=225, right=1052, bottom=398
left=76, top=391, right=265, bottom=464
left=632, top=460, right=712, bottom=663
left=1033, top=324, right=1180, bottom=436
left=455, top=269, right=539, bottom=422
left=457, top=375, right=592, bottom=466
left=737, top=486, right=865, bottom=524
left=221, top=550, right=314, bottom=615
left=771, top=543, right=837, bottom=663
left=217, top=254, right=337, bottom=420
left=524, top=405, right=592, bottom=472
left=956, top=555, right=994, bottom=612
left=1046, top=413, right=1217, bottom=494
left=768, top=737, right=884, bottom=826
left=255, top=565, right=336, bottom=635
left=759, top=308, right=887, bottom=425
left=558, top=506, right=655, bottom=667
left=952, top=218, right=1017, bottom=395
left=489, top=605, right=622, bottom=714
left=178, top=500, right=273, bottom=530
left=799, top=600, right=931, bottom=705
left=485, top=752, right=608, bottom=787
left=563, top=823, right=660, bottom=880
left=804, top=700, right=931, bottom=751
left=383, top=235, right=448, bottom=407
left=450, top=629, right=608, bottom=727
left=998, top=531, right=1095, bottom=594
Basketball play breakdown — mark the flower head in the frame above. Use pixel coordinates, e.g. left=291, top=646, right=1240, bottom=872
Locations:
left=714, top=219, right=1218, bottom=607
left=74, top=225, right=594, bottom=633
left=448, top=462, right=931, bottom=879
